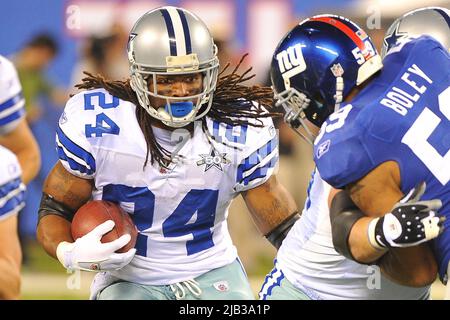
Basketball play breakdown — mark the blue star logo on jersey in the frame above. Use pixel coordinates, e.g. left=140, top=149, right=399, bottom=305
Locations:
left=383, top=24, right=408, bottom=53
left=197, top=148, right=230, bottom=172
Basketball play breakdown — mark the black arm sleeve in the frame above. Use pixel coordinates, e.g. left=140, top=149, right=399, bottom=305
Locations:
left=329, top=190, right=365, bottom=262
left=38, top=193, right=76, bottom=223
left=265, top=212, right=300, bottom=249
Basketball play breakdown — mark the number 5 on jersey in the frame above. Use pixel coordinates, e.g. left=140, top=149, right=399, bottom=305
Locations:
left=402, top=86, right=450, bottom=185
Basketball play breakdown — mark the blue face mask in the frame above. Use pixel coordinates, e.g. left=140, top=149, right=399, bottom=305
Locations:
left=165, top=102, right=194, bottom=117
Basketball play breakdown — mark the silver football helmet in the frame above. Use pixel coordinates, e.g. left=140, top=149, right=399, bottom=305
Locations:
left=128, top=6, right=220, bottom=127
left=382, top=7, right=450, bottom=58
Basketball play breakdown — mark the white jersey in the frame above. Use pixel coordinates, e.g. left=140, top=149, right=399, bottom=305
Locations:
left=0, top=145, right=25, bottom=221
left=0, top=55, right=25, bottom=134
left=57, top=88, right=278, bottom=285
left=276, top=169, right=430, bottom=300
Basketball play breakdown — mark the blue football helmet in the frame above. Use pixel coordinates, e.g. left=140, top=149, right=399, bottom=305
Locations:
left=271, top=15, right=383, bottom=143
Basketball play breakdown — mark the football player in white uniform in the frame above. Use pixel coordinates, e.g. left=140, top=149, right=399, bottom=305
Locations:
left=37, top=6, right=298, bottom=300
left=0, top=146, right=25, bottom=299
left=0, top=55, right=40, bottom=184
left=0, top=55, right=31, bottom=299
left=260, top=10, right=448, bottom=300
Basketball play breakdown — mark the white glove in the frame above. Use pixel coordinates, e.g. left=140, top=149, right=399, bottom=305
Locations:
left=57, top=220, right=136, bottom=272
left=368, top=182, right=445, bottom=249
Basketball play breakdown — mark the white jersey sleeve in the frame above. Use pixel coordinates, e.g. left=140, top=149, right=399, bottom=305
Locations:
left=232, top=115, right=278, bottom=192
left=56, top=91, right=97, bottom=179
left=0, top=146, right=25, bottom=221
left=0, top=55, right=25, bottom=135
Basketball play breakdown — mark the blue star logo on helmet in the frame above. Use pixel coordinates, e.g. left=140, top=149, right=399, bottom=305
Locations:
left=127, top=33, right=137, bottom=62
left=127, top=33, right=137, bottom=51
left=383, top=24, right=408, bottom=54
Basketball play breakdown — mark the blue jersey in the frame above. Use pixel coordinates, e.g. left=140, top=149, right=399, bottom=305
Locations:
left=314, top=36, right=450, bottom=281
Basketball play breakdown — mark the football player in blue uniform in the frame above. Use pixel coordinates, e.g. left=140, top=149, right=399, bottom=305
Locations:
left=265, top=9, right=449, bottom=299
left=36, top=6, right=298, bottom=300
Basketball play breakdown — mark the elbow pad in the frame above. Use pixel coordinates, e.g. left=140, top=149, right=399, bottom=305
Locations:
left=38, top=193, right=76, bottom=223
left=329, top=191, right=365, bottom=262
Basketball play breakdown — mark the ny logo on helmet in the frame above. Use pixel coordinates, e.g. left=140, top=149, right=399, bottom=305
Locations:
left=276, top=44, right=307, bottom=89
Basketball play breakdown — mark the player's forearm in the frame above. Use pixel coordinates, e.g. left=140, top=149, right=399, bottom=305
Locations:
left=349, top=213, right=438, bottom=287
left=348, top=217, right=387, bottom=263
left=14, top=143, right=41, bottom=184
left=379, top=245, right=438, bottom=287
left=253, top=193, right=298, bottom=236
left=242, top=176, right=298, bottom=235
left=37, top=214, right=73, bottom=259
left=0, top=259, right=21, bottom=299
left=0, top=120, right=41, bottom=184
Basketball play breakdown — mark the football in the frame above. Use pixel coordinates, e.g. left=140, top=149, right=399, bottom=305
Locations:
left=71, top=200, right=138, bottom=253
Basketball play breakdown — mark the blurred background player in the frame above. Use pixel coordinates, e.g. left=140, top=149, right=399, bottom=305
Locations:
left=70, top=24, right=130, bottom=91
left=37, top=6, right=298, bottom=300
left=10, top=33, right=70, bottom=259
left=0, top=55, right=41, bottom=184
left=12, top=33, right=67, bottom=125
left=0, top=55, right=39, bottom=299
left=261, top=10, right=448, bottom=299
left=0, top=146, right=26, bottom=299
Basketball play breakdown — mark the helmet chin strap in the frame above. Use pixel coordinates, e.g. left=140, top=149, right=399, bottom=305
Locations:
left=334, top=76, right=344, bottom=113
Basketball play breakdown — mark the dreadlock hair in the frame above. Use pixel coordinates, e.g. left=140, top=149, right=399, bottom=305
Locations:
left=75, top=54, right=281, bottom=169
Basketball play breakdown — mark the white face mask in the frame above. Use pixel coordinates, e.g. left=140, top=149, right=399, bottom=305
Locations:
left=130, top=55, right=219, bottom=128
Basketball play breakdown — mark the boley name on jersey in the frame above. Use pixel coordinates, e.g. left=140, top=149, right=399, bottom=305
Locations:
left=380, top=63, right=433, bottom=116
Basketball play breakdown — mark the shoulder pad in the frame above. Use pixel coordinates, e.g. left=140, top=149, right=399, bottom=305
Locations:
left=0, top=56, right=25, bottom=134
left=314, top=104, right=373, bottom=188
left=56, top=90, right=99, bottom=178
left=219, top=116, right=279, bottom=192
